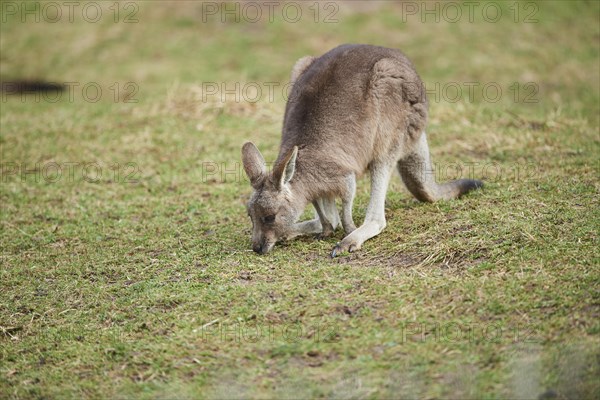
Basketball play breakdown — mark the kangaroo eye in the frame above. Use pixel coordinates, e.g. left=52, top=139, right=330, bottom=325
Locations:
left=263, top=215, right=276, bottom=224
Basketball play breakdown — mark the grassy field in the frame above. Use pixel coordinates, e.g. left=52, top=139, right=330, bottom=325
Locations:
left=1, top=1, right=599, bottom=398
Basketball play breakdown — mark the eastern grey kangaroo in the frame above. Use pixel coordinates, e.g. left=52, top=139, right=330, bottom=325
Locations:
left=241, top=44, right=482, bottom=256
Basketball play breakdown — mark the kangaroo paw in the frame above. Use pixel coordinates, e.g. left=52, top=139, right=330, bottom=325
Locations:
left=330, top=239, right=361, bottom=257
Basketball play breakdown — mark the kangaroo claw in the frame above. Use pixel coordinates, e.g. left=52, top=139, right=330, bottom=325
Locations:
left=331, top=243, right=341, bottom=258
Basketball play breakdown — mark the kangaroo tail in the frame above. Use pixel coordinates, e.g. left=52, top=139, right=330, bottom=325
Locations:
left=398, top=133, right=483, bottom=203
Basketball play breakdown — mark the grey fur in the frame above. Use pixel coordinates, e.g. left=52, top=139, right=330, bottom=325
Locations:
left=241, top=44, right=483, bottom=256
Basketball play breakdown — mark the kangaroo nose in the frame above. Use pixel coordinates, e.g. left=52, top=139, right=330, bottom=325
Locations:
left=253, top=242, right=272, bottom=254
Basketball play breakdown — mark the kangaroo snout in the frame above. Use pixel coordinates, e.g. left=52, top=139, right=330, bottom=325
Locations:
left=252, top=241, right=274, bottom=255
left=251, top=228, right=276, bottom=255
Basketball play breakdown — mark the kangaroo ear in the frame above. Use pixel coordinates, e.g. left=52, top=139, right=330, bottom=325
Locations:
left=290, top=56, right=314, bottom=84
left=241, top=142, right=266, bottom=189
left=274, top=146, right=298, bottom=189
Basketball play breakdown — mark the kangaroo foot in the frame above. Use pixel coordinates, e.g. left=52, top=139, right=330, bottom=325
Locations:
left=331, top=238, right=361, bottom=257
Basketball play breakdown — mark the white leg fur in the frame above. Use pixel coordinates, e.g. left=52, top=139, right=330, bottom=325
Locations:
left=313, top=197, right=339, bottom=238
left=332, top=163, right=393, bottom=256
left=341, top=174, right=357, bottom=234
left=325, top=198, right=340, bottom=229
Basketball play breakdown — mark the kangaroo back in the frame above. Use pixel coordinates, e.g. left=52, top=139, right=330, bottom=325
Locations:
left=278, top=44, right=428, bottom=178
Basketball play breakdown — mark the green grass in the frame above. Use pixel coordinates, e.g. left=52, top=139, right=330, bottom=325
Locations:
left=1, top=1, right=599, bottom=398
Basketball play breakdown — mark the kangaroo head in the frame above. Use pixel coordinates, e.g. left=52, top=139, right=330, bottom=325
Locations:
left=241, top=142, right=302, bottom=254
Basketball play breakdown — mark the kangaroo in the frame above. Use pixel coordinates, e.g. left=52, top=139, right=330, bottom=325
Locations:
left=241, top=44, right=482, bottom=256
